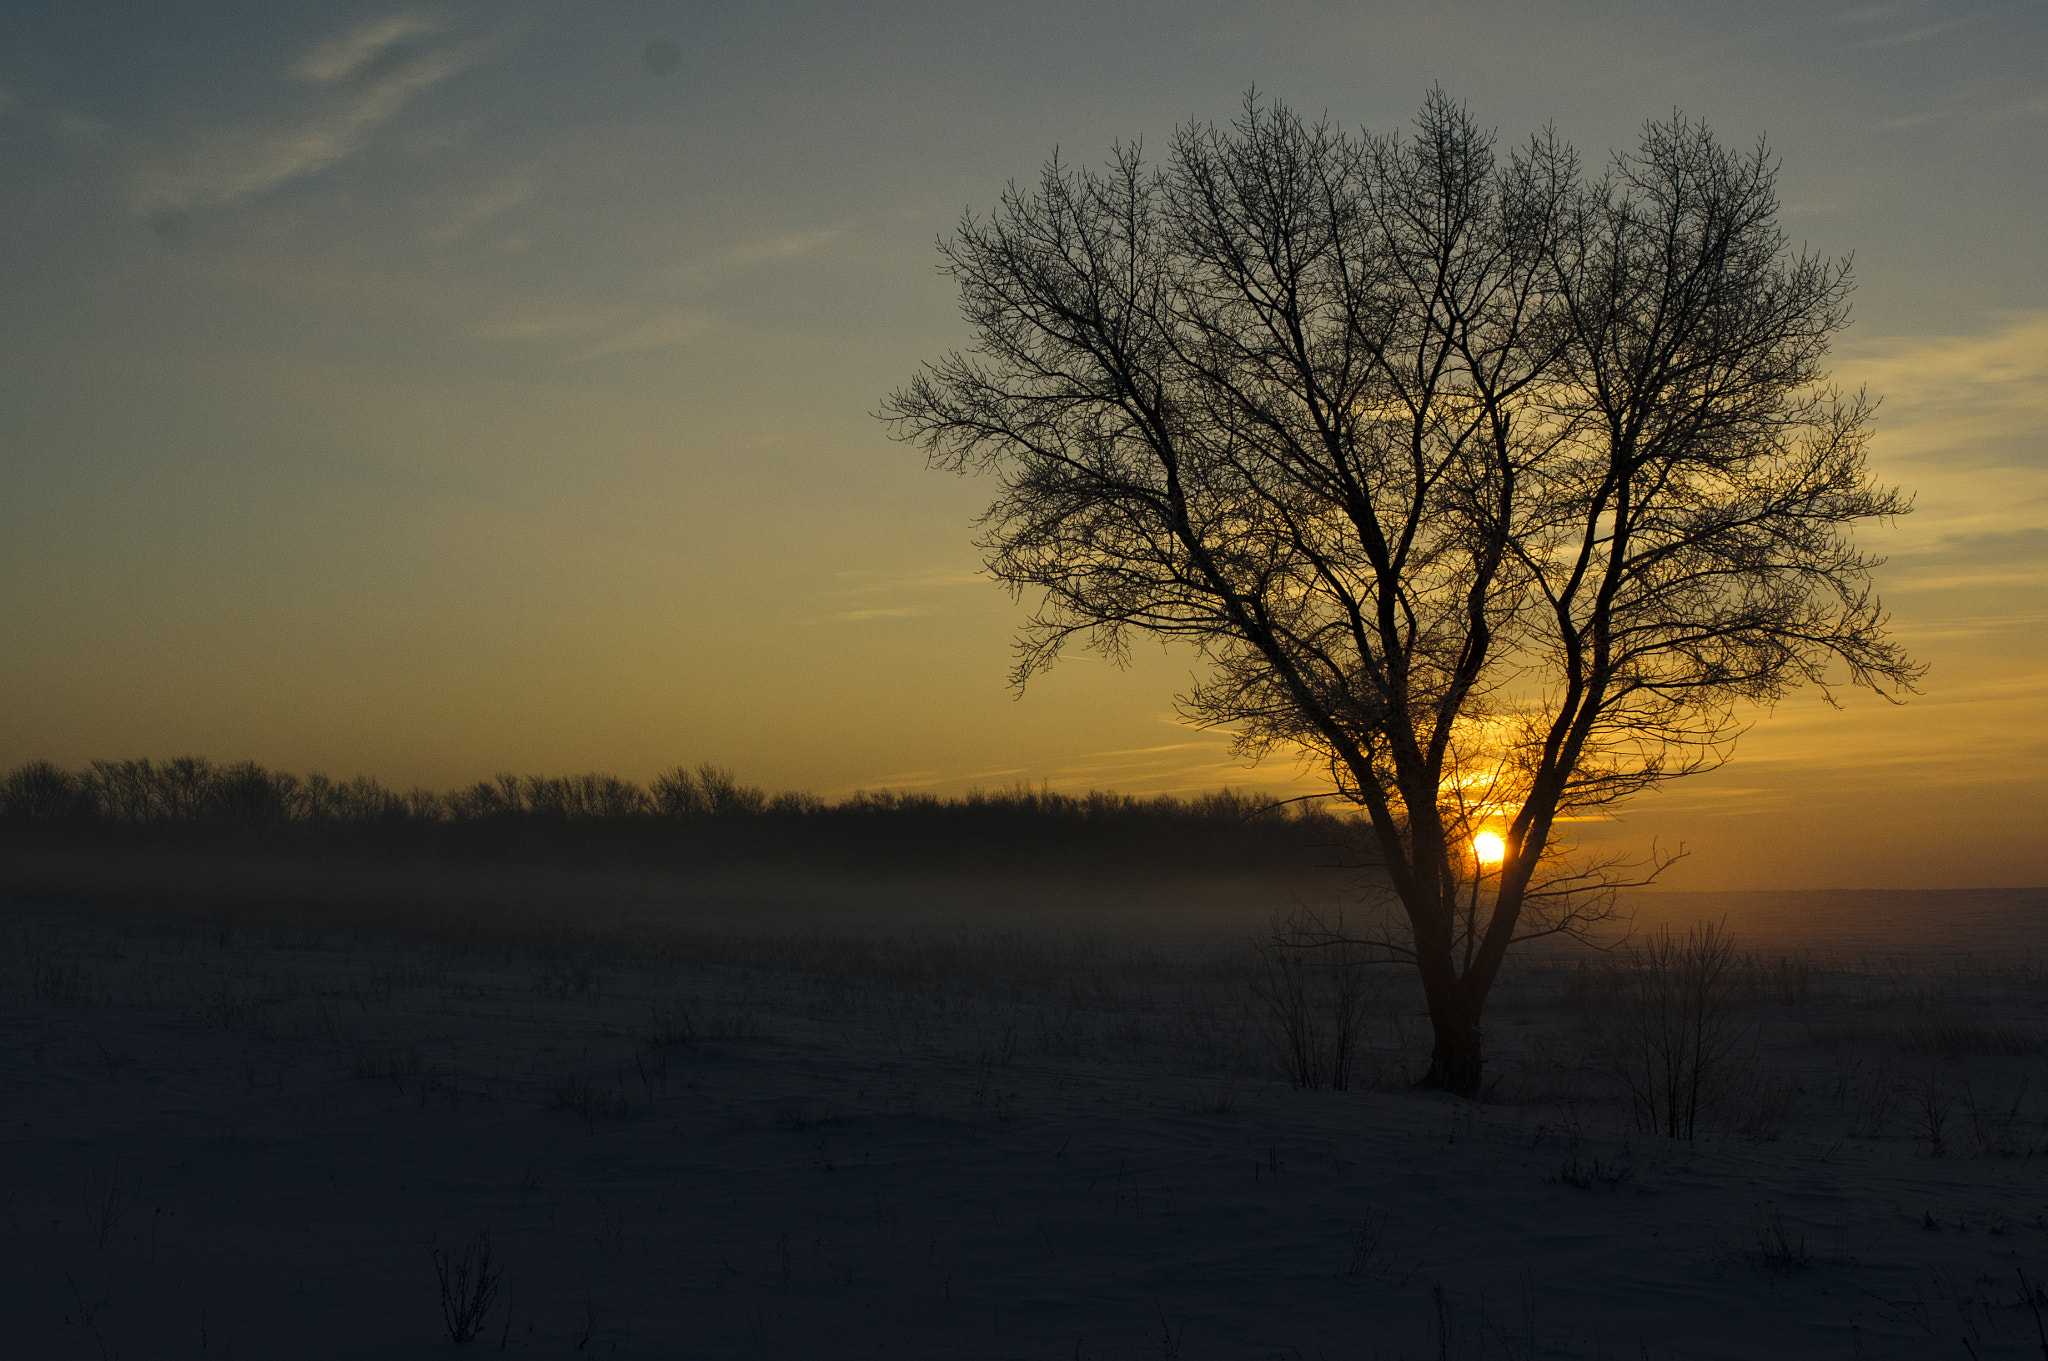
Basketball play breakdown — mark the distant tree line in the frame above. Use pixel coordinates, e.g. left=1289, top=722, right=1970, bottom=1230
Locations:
left=0, top=756, right=1364, bottom=877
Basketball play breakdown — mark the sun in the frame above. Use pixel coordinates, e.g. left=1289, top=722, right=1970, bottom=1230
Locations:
left=1472, top=830, right=1506, bottom=866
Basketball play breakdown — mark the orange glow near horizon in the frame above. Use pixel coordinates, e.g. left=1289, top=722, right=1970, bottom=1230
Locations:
left=1473, top=830, right=1507, bottom=867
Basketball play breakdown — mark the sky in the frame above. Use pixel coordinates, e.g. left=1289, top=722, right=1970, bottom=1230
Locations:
left=0, top=1, right=2042, bottom=889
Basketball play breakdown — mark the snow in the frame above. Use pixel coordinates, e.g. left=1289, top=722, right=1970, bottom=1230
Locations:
left=3, top=883, right=2046, bottom=1358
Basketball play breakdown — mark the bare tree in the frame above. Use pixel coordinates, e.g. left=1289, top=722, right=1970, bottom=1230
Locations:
left=884, top=93, right=1919, bottom=1095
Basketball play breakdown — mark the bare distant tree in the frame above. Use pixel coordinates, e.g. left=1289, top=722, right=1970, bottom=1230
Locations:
left=884, top=92, right=1920, bottom=1095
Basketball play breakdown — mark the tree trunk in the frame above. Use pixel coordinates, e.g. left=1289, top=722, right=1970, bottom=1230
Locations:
left=1416, top=984, right=1485, bottom=1097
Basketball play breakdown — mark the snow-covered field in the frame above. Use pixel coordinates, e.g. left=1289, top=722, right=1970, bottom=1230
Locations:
left=4, top=881, right=2046, bottom=1359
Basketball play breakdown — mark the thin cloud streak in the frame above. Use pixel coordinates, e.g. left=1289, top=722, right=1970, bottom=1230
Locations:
left=821, top=607, right=928, bottom=623
left=1844, top=313, right=2048, bottom=558
left=293, top=12, right=447, bottom=84
left=807, top=566, right=988, bottom=623
left=135, top=17, right=495, bottom=213
left=427, top=164, right=539, bottom=245
left=660, top=226, right=849, bottom=286
left=829, top=568, right=984, bottom=594
left=580, top=310, right=718, bottom=358
left=720, top=227, right=845, bottom=269
left=1858, top=21, right=1957, bottom=47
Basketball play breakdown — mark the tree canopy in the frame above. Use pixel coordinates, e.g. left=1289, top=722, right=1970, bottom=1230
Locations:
left=885, top=92, right=1919, bottom=1094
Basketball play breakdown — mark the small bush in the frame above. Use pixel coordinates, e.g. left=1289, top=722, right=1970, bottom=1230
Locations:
left=1252, top=932, right=1372, bottom=1091
left=1595, top=922, right=1752, bottom=1140
left=430, top=1229, right=502, bottom=1343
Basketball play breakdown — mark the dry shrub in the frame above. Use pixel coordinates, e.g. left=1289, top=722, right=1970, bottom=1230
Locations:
left=546, top=1073, right=630, bottom=1125
left=1252, top=935, right=1373, bottom=1091
left=430, top=1228, right=502, bottom=1343
left=1596, top=922, right=1753, bottom=1140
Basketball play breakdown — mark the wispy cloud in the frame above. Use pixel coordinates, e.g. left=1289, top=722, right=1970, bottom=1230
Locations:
left=1986, top=95, right=2048, bottom=124
left=135, top=12, right=494, bottom=213
left=723, top=227, right=844, bottom=269
left=1891, top=608, right=2048, bottom=641
left=1859, top=20, right=1957, bottom=47
left=662, top=227, right=847, bottom=285
left=474, top=310, right=613, bottom=343
left=1841, top=312, right=2048, bottom=542
left=823, top=607, right=929, bottom=623
left=807, top=565, right=986, bottom=623
left=427, top=164, right=539, bottom=245
left=1636, top=669, right=2048, bottom=829
left=1885, top=569, right=2047, bottom=593
left=293, top=12, right=447, bottom=84
left=1839, top=0, right=1994, bottom=47
left=1866, top=85, right=2048, bottom=133
left=1851, top=315, right=2048, bottom=439
left=581, top=310, right=717, bottom=358
left=829, top=566, right=985, bottom=596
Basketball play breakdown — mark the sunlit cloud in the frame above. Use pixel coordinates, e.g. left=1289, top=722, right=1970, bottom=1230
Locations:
left=823, top=607, right=928, bottom=623
left=847, top=764, right=1028, bottom=791
left=135, top=15, right=493, bottom=213
left=1705, top=668, right=2047, bottom=783
left=1883, top=569, right=2046, bottom=593
left=1891, top=609, right=2048, bottom=641
left=828, top=567, right=984, bottom=597
left=1859, top=311, right=2048, bottom=401
left=1841, top=312, right=2048, bottom=548
left=807, top=567, right=986, bottom=624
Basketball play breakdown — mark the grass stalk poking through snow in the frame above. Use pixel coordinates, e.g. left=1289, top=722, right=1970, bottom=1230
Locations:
left=430, top=1228, right=502, bottom=1344
left=86, top=1162, right=137, bottom=1251
left=1747, top=1201, right=1812, bottom=1272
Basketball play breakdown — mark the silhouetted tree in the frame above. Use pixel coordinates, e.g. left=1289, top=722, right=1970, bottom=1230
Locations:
left=885, top=93, right=1920, bottom=1094
left=0, top=760, right=81, bottom=820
